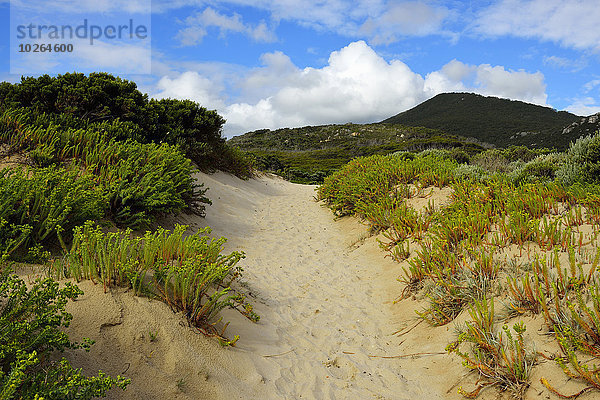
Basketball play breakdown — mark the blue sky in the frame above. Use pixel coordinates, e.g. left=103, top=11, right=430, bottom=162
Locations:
left=1, top=1, right=599, bottom=137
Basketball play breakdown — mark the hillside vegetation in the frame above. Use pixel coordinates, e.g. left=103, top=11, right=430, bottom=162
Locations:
left=229, top=123, right=486, bottom=183
left=382, top=92, right=581, bottom=149
left=230, top=93, right=592, bottom=183
left=0, top=73, right=256, bottom=399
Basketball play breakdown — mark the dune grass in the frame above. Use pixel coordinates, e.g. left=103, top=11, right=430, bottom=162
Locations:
left=52, top=222, right=258, bottom=343
left=318, top=133, right=600, bottom=398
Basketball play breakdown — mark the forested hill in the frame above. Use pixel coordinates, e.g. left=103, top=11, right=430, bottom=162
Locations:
left=228, top=123, right=486, bottom=183
left=381, top=93, right=581, bottom=150
left=228, top=123, right=487, bottom=152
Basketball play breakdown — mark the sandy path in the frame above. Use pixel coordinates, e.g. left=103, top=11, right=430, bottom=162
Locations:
left=57, top=172, right=456, bottom=399
left=181, top=172, right=445, bottom=399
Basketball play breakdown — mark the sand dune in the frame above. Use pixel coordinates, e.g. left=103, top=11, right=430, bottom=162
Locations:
left=48, top=172, right=572, bottom=399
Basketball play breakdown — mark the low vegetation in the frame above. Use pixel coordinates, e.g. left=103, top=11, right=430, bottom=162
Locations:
left=0, top=267, right=130, bottom=399
left=318, top=131, right=600, bottom=398
left=0, top=73, right=257, bottom=398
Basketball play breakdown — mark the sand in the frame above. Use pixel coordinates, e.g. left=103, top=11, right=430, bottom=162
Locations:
left=24, top=171, right=581, bottom=399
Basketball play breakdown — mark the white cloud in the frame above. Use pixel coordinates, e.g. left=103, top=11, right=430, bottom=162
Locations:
left=583, top=80, right=600, bottom=93
left=566, top=97, right=600, bottom=116
left=72, top=40, right=151, bottom=74
left=543, top=55, right=587, bottom=72
left=156, top=0, right=453, bottom=45
left=176, top=7, right=276, bottom=46
left=222, top=41, right=429, bottom=134
left=360, top=2, right=450, bottom=45
left=153, top=71, right=227, bottom=110
left=473, top=0, right=600, bottom=51
left=152, top=41, right=549, bottom=136
left=427, top=60, right=548, bottom=106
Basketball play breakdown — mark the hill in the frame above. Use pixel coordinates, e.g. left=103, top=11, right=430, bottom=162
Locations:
left=561, top=112, right=600, bottom=139
left=381, top=92, right=581, bottom=149
left=229, top=123, right=487, bottom=183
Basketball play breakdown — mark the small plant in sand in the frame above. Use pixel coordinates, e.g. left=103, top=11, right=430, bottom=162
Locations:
left=0, top=267, right=129, bottom=399
left=55, top=222, right=257, bottom=342
left=448, top=298, right=536, bottom=398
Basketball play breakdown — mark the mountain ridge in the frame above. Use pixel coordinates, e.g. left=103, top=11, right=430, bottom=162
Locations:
left=381, top=92, right=582, bottom=149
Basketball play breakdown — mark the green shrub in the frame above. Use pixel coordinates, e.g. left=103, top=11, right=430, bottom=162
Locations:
left=556, top=132, right=600, bottom=185
left=509, top=153, right=563, bottom=184
left=472, top=149, right=511, bottom=173
left=56, top=222, right=257, bottom=340
left=93, top=140, right=209, bottom=229
left=0, top=270, right=129, bottom=399
left=0, top=167, right=106, bottom=260
left=0, top=110, right=210, bottom=231
left=0, top=73, right=251, bottom=177
left=453, top=164, right=488, bottom=182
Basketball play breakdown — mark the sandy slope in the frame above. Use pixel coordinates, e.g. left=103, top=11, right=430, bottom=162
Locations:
left=47, top=172, right=575, bottom=399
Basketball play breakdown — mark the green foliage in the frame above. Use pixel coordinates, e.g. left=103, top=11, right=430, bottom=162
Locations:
left=0, top=72, right=252, bottom=178
left=319, top=130, right=600, bottom=398
left=0, top=271, right=129, bottom=399
left=0, top=73, right=147, bottom=125
left=317, top=153, right=457, bottom=216
left=0, top=167, right=106, bottom=260
left=0, top=109, right=210, bottom=233
left=232, top=123, right=483, bottom=183
left=92, top=140, right=208, bottom=229
left=555, top=131, right=600, bottom=185
left=56, top=222, right=257, bottom=338
left=448, top=298, right=535, bottom=398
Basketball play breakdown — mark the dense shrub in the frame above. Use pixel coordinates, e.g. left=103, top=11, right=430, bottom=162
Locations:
left=0, top=167, right=106, bottom=260
left=508, top=153, right=563, bottom=184
left=0, top=73, right=147, bottom=125
left=0, top=73, right=253, bottom=177
left=0, top=270, right=129, bottom=399
left=0, top=110, right=210, bottom=233
left=556, top=132, right=600, bottom=185
left=91, top=140, right=209, bottom=229
left=318, top=153, right=457, bottom=216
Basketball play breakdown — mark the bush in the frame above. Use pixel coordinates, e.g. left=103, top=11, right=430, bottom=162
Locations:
left=55, top=223, right=257, bottom=341
left=0, top=270, right=129, bottom=399
left=0, top=73, right=252, bottom=177
left=453, top=164, right=488, bottom=182
left=92, top=140, right=209, bottom=229
left=556, top=132, right=600, bottom=185
left=508, top=153, right=563, bottom=185
left=0, top=167, right=106, bottom=261
left=0, top=110, right=211, bottom=232
left=472, top=149, right=511, bottom=173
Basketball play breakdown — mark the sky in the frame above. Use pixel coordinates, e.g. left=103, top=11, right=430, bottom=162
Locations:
left=0, top=0, right=599, bottom=137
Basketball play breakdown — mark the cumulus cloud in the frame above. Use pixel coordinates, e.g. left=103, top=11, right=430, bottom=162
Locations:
left=223, top=41, right=429, bottom=134
left=473, top=0, right=600, bottom=51
left=425, top=60, right=547, bottom=105
left=176, top=7, right=276, bottom=46
left=152, top=41, right=549, bottom=136
left=153, top=71, right=227, bottom=110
